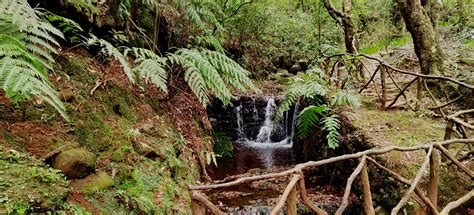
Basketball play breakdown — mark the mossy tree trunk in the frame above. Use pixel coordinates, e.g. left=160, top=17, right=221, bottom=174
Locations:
left=396, top=0, right=443, bottom=75
left=396, top=0, right=444, bottom=109
left=323, top=0, right=358, bottom=54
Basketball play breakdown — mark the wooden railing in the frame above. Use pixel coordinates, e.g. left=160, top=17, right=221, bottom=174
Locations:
left=189, top=138, right=474, bottom=214
left=189, top=56, right=473, bottom=214
left=320, top=53, right=473, bottom=111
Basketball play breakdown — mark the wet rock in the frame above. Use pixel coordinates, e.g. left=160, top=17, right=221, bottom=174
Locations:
left=52, top=148, right=96, bottom=179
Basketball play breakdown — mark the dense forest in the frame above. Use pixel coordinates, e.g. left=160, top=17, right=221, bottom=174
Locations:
left=0, top=0, right=473, bottom=214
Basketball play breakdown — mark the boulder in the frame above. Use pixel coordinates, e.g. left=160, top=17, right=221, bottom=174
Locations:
left=78, top=172, right=114, bottom=194
left=52, top=148, right=96, bottom=179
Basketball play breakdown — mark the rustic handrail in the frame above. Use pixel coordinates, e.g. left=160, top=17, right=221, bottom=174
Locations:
left=270, top=174, right=301, bottom=215
left=189, top=139, right=474, bottom=214
left=190, top=139, right=474, bottom=191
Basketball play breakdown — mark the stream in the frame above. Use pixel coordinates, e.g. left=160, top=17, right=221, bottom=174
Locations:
left=207, top=96, right=362, bottom=214
left=210, top=97, right=299, bottom=180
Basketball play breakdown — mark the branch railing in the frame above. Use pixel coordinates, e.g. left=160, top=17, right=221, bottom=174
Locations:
left=188, top=56, right=473, bottom=214
left=320, top=54, right=474, bottom=111
left=189, top=139, right=474, bottom=215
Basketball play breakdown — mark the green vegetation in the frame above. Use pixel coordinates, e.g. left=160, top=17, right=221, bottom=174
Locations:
left=0, top=146, right=70, bottom=213
left=0, top=0, right=472, bottom=213
left=0, top=0, right=67, bottom=119
left=276, top=68, right=360, bottom=148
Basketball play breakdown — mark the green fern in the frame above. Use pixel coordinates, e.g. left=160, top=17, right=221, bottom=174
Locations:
left=296, top=105, right=326, bottom=139
left=276, top=72, right=328, bottom=122
left=88, top=37, right=258, bottom=107
left=321, top=115, right=341, bottom=149
left=0, top=0, right=67, bottom=120
left=277, top=68, right=358, bottom=149
left=330, top=90, right=360, bottom=107
left=167, top=48, right=259, bottom=107
left=86, top=37, right=168, bottom=93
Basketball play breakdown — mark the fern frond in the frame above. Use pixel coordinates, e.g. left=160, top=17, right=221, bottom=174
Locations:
left=321, top=115, right=341, bottom=149
left=86, top=36, right=136, bottom=84
left=0, top=0, right=67, bottom=120
left=276, top=72, right=328, bottom=121
left=296, top=105, right=326, bottom=139
left=330, top=90, right=360, bottom=108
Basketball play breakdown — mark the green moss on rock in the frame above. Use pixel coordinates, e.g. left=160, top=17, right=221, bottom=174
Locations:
left=52, top=148, right=96, bottom=179
left=0, top=147, right=70, bottom=213
left=79, top=172, right=114, bottom=194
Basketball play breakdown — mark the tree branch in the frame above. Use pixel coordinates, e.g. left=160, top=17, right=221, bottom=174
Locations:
left=366, top=157, right=439, bottom=214
left=336, top=156, right=367, bottom=215
left=271, top=174, right=301, bottom=215
left=439, top=190, right=474, bottom=215
left=391, top=146, right=434, bottom=215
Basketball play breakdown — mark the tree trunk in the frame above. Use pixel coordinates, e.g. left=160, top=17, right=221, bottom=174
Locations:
left=322, top=0, right=357, bottom=54
left=396, top=0, right=443, bottom=75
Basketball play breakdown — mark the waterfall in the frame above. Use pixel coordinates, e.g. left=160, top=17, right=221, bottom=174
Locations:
left=255, top=97, right=276, bottom=143
left=235, top=102, right=245, bottom=140
left=251, top=97, right=258, bottom=122
left=289, top=100, right=300, bottom=145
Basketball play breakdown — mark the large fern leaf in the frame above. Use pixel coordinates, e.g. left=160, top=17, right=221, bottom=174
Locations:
left=0, top=0, right=67, bottom=120
left=321, top=115, right=341, bottom=149
left=296, top=105, right=326, bottom=139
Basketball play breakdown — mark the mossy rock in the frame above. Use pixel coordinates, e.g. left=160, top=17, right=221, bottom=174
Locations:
left=0, top=147, right=70, bottom=213
left=52, top=148, right=96, bottom=179
left=79, top=172, right=114, bottom=194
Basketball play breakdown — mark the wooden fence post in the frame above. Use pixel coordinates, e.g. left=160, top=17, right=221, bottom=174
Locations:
left=191, top=199, right=205, bottom=215
left=286, top=185, right=297, bottom=215
left=380, top=66, right=387, bottom=109
left=428, top=149, right=440, bottom=213
left=442, top=120, right=454, bottom=162
left=360, top=163, right=375, bottom=215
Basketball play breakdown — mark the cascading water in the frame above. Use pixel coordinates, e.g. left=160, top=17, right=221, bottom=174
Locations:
left=235, top=103, right=245, bottom=140
left=255, top=97, right=276, bottom=143
left=211, top=96, right=300, bottom=179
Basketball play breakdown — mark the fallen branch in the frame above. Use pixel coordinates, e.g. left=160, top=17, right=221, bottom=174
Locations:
left=391, top=146, right=433, bottom=215
left=439, top=190, right=474, bottom=215
left=191, top=192, right=227, bottom=215
left=189, top=139, right=474, bottom=190
left=336, top=156, right=367, bottom=215
left=271, top=174, right=301, bottom=215
left=366, top=157, right=439, bottom=214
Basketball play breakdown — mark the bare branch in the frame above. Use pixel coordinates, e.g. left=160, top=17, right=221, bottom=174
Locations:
left=440, top=190, right=474, bottom=215
left=271, top=174, right=301, bottom=215
left=366, top=157, right=439, bottom=214
left=391, top=146, right=434, bottom=215
left=191, top=192, right=227, bottom=215
left=435, top=144, right=474, bottom=179
left=360, top=161, right=375, bottom=215
left=189, top=139, right=474, bottom=190
left=296, top=170, right=328, bottom=215
left=336, top=156, right=367, bottom=215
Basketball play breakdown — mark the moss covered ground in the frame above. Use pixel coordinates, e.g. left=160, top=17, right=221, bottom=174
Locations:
left=0, top=48, right=206, bottom=214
